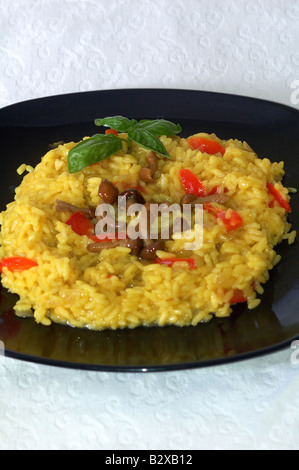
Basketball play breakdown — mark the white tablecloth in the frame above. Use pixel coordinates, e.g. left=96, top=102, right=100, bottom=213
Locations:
left=1, top=0, right=299, bottom=450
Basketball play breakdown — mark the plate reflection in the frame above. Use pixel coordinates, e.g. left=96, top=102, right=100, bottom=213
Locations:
left=0, top=284, right=293, bottom=371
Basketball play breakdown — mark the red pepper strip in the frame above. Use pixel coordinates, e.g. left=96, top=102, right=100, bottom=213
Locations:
left=88, top=162, right=100, bottom=167
left=230, top=289, right=248, bottom=304
left=154, top=257, right=197, bottom=269
left=105, top=129, right=119, bottom=136
left=188, top=136, right=225, bottom=156
left=66, top=212, right=127, bottom=243
left=207, top=186, right=219, bottom=196
left=179, top=169, right=206, bottom=197
left=267, top=183, right=291, bottom=213
left=0, top=257, right=38, bottom=273
left=66, top=211, right=95, bottom=238
left=204, top=203, right=243, bottom=232
left=135, top=184, right=147, bottom=195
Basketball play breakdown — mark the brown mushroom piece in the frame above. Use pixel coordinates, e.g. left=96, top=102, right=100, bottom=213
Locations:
left=139, top=151, right=159, bottom=184
left=139, top=240, right=165, bottom=260
left=180, top=193, right=230, bottom=206
left=87, top=238, right=143, bottom=256
left=137, top=202, right=167, bottom=259
left=56, top=200, right=95, bottom=219
left=146, top=151, right=158, bottom=173
left=139, top=167, right=155, bottom=184
left=118, top=189, right=146, bottom=207
left=179, top=194, right=197, bottom=207
left=98, top=179, right=119, bottom=205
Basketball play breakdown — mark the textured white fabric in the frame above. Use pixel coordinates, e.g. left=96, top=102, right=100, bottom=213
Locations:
left=0, top=0, right=299, bottom=450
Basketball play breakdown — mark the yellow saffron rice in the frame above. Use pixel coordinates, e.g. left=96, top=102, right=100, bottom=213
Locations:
left=0, top=132, right=296, bottom=330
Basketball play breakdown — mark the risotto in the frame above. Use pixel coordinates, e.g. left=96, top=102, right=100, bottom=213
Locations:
left=0, top=117, right=296, bottom=330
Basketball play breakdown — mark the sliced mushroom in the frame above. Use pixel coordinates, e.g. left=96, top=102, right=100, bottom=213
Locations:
left=126, top=197, right=140, bottom=211
left=139, top=167, right=155, bottom=184
left=118, top=188, right=146, bottom=206
left=198, top=194, right=230, bottom=205
left=139, top=151, right=158, bottom=184
left=56, top=200, right=95, bottom=218
left=180, top=194, right=198, bottom=207
left=146, top=151, right=158, bottom=173
left=180, top=194, right=230, bottom=206
left=98, top=179, right=119, bottom=204
left=139, top=240, right=165, bottom=260
left=138, top=203, right=168, bottom=258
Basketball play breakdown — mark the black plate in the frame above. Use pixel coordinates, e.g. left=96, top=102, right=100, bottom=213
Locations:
left=0, top=89, right=298, bottom=372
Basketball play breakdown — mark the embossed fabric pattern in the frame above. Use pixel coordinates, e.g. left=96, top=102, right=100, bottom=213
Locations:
left=0, top=0, right=299, bottom=450
left=0, top=0, right=298, bottom=107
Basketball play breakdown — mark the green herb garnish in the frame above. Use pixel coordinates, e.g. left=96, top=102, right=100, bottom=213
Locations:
left=67, top=116, right=182, bottom=173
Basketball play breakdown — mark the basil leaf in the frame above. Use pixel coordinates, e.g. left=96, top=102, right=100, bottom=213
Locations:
left=94, top=116, right=137, bottom=133
left=128, top=128, right=172, bottom=159
left=136, top=119, right=182, bottom=137
left=67, top=134, right=123, bottom=173
left=67, top=116, right=182, bottom=173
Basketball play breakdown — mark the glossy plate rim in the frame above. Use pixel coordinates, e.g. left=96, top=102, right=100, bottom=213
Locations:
left=0, top=88, right=298, bottom=372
